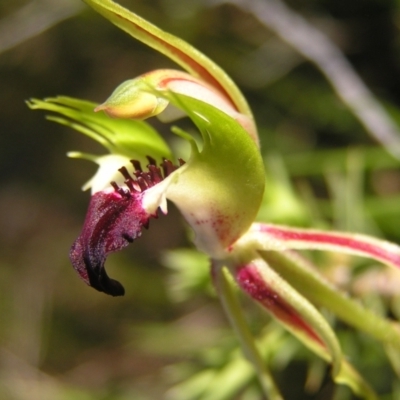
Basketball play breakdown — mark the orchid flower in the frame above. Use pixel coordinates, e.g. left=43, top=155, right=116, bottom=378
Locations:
left=29, top=0, right=400, bottom=398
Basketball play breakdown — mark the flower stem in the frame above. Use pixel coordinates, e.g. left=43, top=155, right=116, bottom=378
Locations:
left=212, top=262, right=284, bottom=400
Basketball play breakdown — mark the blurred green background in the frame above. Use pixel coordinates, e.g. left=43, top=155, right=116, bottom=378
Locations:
left=1, top=0, right=400, bottom=399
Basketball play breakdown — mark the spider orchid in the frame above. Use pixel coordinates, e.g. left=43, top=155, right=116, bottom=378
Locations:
left=29, top=0, right=400, bottom=398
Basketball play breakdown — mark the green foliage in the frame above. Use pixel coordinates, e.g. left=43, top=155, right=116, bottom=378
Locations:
left=2, top=0, right=400, bottom=399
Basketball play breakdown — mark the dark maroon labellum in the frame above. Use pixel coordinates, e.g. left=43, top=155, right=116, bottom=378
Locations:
left=69, top=189, right=151, bottom=296
left=69, top=158, right=183, bottom=296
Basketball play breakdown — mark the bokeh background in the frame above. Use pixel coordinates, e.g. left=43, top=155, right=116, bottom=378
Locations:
left=1, top=0, right=400, bottom=399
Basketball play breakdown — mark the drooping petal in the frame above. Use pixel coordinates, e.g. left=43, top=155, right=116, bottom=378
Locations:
left=232, top=257, right=342, bottom=376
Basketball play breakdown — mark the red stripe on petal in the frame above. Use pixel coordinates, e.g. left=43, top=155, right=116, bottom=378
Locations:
left=257, top=224, right=400, bottom=269
left=236, top=265, right=324, bottom=346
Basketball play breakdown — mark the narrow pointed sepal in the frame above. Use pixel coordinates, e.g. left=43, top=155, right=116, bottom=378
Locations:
left=69, top=189, right=151, bottom=296
left=249, top=223, right=400, bottom=270
left=233, top=258, right=343, bottom=376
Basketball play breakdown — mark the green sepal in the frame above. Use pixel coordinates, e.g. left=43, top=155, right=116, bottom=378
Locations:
left=81, top=0, right=254, bottom=119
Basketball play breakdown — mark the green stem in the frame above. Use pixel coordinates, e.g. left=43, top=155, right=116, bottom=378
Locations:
left=213, top=263, right=284, bottom=400
left=261, top=250, right=400, bottom=349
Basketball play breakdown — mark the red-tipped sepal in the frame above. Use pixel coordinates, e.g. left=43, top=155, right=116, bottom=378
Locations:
left=233, top=258, right=342, bottom=376
left=236, top=265, right=324, bottom=346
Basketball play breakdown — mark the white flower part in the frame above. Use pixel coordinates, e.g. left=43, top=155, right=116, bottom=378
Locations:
left=182, top=208, right=229, bottom=259
left=232, top=224, right=289, bottom=256
left=68, top=153, right=132, bottom=194
left=141, top=168, right=182, bottom=215
left=156, top=103, right=186, bottom=123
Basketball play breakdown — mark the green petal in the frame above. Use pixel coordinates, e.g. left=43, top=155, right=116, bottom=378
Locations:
left=27, top=96, right=172, bottom=162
